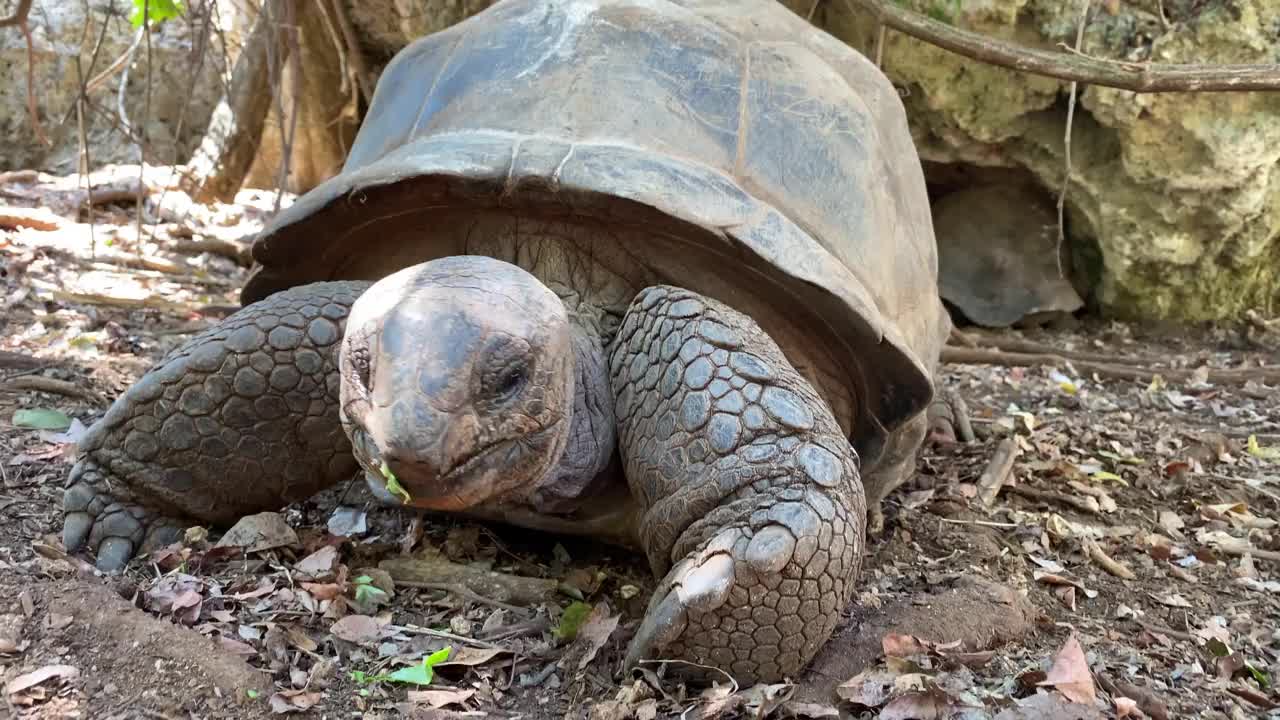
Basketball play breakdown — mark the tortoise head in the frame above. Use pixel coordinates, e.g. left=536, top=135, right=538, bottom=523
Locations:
left=338, top=256, right=574, bottom=511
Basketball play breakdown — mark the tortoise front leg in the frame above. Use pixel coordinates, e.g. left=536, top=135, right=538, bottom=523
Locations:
left=609, top=286, right=866, bottom=684
left=63, top=281, right=370, bottom=571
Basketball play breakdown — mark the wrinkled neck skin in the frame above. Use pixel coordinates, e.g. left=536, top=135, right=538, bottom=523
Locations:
left=339, top=256, right=624, bottom=537
left=527, top=327, right=617, bottom=513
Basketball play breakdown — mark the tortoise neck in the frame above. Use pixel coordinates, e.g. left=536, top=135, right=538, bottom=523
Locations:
left=526, top=323, right=618, bottom=514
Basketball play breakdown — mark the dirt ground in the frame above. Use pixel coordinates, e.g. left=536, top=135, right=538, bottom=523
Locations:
left=1, top=168, right=1278, bottom=719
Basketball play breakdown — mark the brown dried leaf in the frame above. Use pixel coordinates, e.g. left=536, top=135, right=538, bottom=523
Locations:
left=879, top=687, right=958, bottom=720
left=1114, top=697, right=1139, bottom=718
left=330, top=614, right=380, bottom=644
left=5, top=664, right=79, bottom=695
left=1038, top=634, right=1096, bottom=705
left=218, top=636, right=257, bottom=656
left=408, top=688, right=476, bottom=709
left=435, top=646, right=508, bottom=668
left=300, top=582, right=343, bottom=601
left=995, top=690, right=1106, bottom=719
left=882, top=633, right=931, bottom=658
left=269, top=688, right=323, bottom=714
left=570, top=603, right=621, bottom=670
left=285, top=625, right=318, bottom=653
left=836, top=669, right=897, bottom=707
left=294, top=545, right=339, bottom=579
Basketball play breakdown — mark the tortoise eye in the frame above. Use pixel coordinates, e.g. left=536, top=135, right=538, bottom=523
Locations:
left=491, top=364, right=527, bottom=401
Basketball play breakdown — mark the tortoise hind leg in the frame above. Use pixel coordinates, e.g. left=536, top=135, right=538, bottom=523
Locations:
left=63, top=281, right=370, bottom=572
left=860, top=382, right=972, bottom=535
left=609, top=286, right=865, bottom=684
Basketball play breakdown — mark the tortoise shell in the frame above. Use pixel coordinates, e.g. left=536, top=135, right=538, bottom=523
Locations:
left=241, top=0, right=948, bottom=469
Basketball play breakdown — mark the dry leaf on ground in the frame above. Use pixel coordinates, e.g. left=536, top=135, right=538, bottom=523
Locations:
left=1038, top=634, right=1096, bottom=705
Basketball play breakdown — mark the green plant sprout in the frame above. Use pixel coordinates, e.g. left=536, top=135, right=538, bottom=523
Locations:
left=130, top=0, right=185, bottom=28
left=353, top=575, right=388, bottom=605
left=379, top=460, right=412, bottom=503
left=349, top=647, right=452, bottom=687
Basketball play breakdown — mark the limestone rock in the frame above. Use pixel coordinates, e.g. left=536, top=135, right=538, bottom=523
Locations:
left=0, top=0, right=226, bottom=173
left=825, top=0, right=1280, bottom=321
left=933, top=183, right=1084, bottom=327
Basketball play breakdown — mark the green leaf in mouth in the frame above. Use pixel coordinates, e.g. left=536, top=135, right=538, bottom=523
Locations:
left=379, top=460, right=411, bottom=504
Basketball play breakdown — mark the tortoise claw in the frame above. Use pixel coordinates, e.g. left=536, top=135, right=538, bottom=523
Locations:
left=96, top=537, right=137, bottom=573
left=624, top=544, right=737, bottom=675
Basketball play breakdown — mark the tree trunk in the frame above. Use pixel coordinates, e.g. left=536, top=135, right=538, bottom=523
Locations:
left=245, top=0, right=361, bottom=194
left=182, top=0, right=292, bottom=203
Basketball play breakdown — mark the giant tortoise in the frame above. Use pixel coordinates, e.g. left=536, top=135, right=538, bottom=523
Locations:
left=62, top=0, right=952, bottom=683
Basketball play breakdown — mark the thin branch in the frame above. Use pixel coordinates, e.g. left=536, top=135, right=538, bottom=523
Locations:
left=0, top=0, right=32, bottom=27
left=5, top=0, right=48, bottom=145
left=844, top=0, right=1280, bottom=92
left=1056, top=1, right=1089, bottom=280
left=326, top=0, right=371, bottom=104
left=874, top=23, right=887, bottom=68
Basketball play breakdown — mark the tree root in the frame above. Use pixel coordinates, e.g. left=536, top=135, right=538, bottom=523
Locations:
left=844, top=0, right=1280, bottom=92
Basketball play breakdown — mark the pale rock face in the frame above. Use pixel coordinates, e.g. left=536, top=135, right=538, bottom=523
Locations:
left=825, top=0, right=1280, bottom=321
left=0, top=0, right=227, bottom=172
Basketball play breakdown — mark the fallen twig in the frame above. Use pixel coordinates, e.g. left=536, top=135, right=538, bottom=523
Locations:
left=0, top=207, right=65, bottom=232
left=1206, top=541, right=1280, bottom=564
left=390, top=623, right=505, bottom=650
left=949, top=329, right=1166, bottom=366
left=380, top=548, right=559, bottom=606
left=845, top=0, right=1280, bottom=92
left=1085, top=538, right=1136, bottom=579
left=396, top=580, right=529, bottom=614
left=0, top=351, right=46, bottom=371
left=1097, top=672, right=1171, bottom=720
left=0, top=170, right=39, bottom=185
left=977, top=438, right=1018, bottom=508
left=1006, top=484, right=1100, bottom=515
left=170, top=237, right=253, bottom=266
left=51, top=290, right=207, bottom=315
left=941, top=345, right=1280, bottom=386
left=938, top=518, right=1021, bottom=529
left=1135, top=620, right=1195, bottom=643
left=0, top=375, right=98, bottom=402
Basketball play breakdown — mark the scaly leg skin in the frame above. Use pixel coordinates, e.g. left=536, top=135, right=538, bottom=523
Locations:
left=63, top=281, right=371, bottom=572
left=609, top=286, right=866, bottom=684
